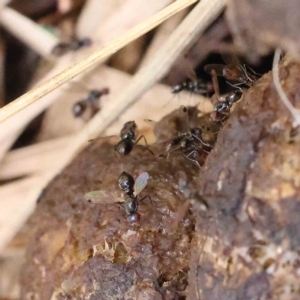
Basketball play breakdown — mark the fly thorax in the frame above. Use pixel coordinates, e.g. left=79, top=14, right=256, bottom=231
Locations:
left=90, top=90, right=102, bottom=100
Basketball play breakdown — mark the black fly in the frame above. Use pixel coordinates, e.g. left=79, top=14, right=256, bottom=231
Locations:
left=84, top=171, right=150, bottom=222
left=204, top=52, right=258, bottom=88
left=160, top=106, right=213, bottom=168
left=209, top=69, right=243, bottom=123
left=52, top=37, right=92, bottom=56
left=115, top=121, right=154, bottom=156
left=172, top=79, right=212, bottom=95
left=172, top=60, right=213, bottom=95
left=72, top=87, right=109, bottom=118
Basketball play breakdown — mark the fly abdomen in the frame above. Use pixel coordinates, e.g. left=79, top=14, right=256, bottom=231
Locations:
left=124, top=195, right=138, bottom=215
left=115, top=140, right=134, bottom=155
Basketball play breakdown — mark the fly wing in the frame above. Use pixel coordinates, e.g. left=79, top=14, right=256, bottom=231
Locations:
left=204, top=64, right=225, bottom=77
left=84, top=189, right=121, bottom=204
left=134, top=172, right=149, bottom=196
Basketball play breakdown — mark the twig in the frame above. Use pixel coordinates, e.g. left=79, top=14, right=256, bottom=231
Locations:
left=0, top=175, right=44, bottom=253
left=0, top=7, right=59, bottom=59
left=0, top=0, right=197, bottom=123
left=272, top=48, right=300, bottom=127
left=0, top=34, right=5, bottom=108
left=0, top=129, right=21, bottom=161
left=139, top=8, right=187, bottom=69
left=75, top=0, right=120, bottom=39
left=0, top=136, right=72, bottom=180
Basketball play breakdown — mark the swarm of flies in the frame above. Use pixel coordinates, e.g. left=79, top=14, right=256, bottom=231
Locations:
left=52, top=37, right=92, bottom=56
left=72, top=87, right=109, bottom=119
left=84, top=171, right=150, bottom=222
left=204, top=52, right=260, bottom=123
left=114, top=121, right=154, bottom=156
left=159, top=106, right=213, bottom=168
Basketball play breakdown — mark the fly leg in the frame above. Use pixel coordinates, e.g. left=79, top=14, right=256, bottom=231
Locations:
left=139, top=195, right=153, bottom=207
left=135, top=135, right=155, bottom=156
left=226, top=81, right=246, bottom=89
left=191, top=133, right=213, bottom=149
left=183, top=149, right=201, bottom=169
left=243, top=64, right=262, bottom=77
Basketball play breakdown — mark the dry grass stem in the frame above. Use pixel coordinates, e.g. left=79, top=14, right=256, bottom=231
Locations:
left=0, top=136, right=72, bottom=180
left=0, top=0, right=197, bottom=123
left=93, top=0, right=174, bottom=43
left=273, top=49, right=300, bottom=127
left=0, top=7, right=59, bottom=58
left=76, top=0, right=121, bottom=38
left=139, top=8, right=188, bottom=69
left=0, top=175, right=45, bottom=252
left=0, top=129, right=21, bottom=161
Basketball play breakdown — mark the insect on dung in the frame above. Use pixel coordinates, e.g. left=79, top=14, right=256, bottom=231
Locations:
left=52, top=37, right=93, bottom=56
left=84, top=171, right=150, bottom=223
left=209, top=69, right=243, bottom=123
left=72, top=87, right=109, bottom=119
left=171, top=79, right=212, bottom=96
left=171, top=58, right=213, bottom=96
left=114, top=121, right=154, bottom=156
left=160, top=106, right=213, bottom=169
left=204, top=51, right=258, bottom=88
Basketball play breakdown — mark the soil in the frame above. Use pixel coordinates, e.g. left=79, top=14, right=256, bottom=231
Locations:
left=188, top=56, right=300, bottom=300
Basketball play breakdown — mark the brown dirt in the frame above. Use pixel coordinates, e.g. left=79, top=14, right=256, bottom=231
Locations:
left=20, top=125, right=202, bottom=300
left=188, top=56, right=300, bottom=300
